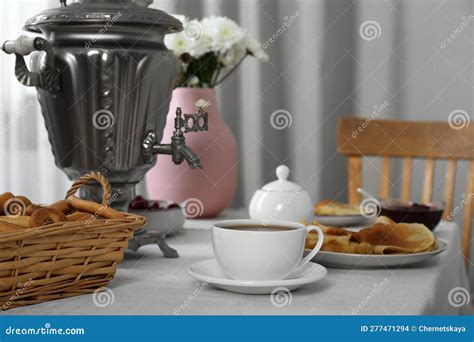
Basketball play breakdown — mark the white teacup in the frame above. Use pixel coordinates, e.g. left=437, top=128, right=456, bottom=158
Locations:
left=211, top=219, right=324, bottom=281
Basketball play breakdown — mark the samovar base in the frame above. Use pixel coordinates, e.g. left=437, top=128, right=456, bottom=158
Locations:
left=78, top=182, right=179, bottom=258
left=127, top=230, right=179, bottom=258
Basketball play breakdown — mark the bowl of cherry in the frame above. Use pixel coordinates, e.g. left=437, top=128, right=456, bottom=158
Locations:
left=129, top=196, right=185, bottom=235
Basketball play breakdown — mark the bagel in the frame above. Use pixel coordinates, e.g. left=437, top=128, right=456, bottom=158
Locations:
left=26, top=204, right=44, bottom=216
left=3, top=197, right=28, bottom=217
left=14, top=196, right=32, bottom=209
left=66, top=196, right=125, bottom=219
left=49, top=200, right=72, bottom=214
left=0, top=192, right=14, bottom=215
left=30, top=208, right=66, bottom=228
left=66, top=212, right=95, bottom=222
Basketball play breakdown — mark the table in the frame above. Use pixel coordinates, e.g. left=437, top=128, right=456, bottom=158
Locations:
left=5, top=210, right=471, bottom=315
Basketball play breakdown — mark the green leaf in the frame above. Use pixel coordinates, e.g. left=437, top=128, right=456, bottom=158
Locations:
left=182, top=52, right=219, bottom=87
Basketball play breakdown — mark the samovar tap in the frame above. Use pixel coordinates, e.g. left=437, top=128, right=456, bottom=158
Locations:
left=142, top=106, right=208, bottom=169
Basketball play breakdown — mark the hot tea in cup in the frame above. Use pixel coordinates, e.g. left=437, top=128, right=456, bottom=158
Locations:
left=212, top=219, right=324, bottom=281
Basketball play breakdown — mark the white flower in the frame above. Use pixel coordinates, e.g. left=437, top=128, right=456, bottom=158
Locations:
left=166, top=14, right=269, bottom=87
left=183, top=19, right=212, bottom=57
left=219, top=40, right=247, bottom=68
left=201, top=16, right=246, bottom=53
left=165, top=15, right=190, bottom=55
left=164, top=15, right=200, bottom=57
left=166, top=16, right=212, bottom=58
left=246, top=38, right=269, bottom=62
left=165, top=32, right=192, bottom=56
left=188, top=76, right=200, bottom=86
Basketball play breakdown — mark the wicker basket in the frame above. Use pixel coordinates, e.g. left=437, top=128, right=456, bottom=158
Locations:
left=0, top=172, right=145, bottom=310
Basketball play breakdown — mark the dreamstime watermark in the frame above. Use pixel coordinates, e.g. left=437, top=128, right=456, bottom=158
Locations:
left=440, top=15, right=474, bottom=49
left=359, top=20, right=382, bottom=41
left=84, top=189, right=122, bottom=226
left=270, top=109, right=293, bottom=130
left=183, top=20, right=203, bottom=40
left=182, top=198, right=204, bottom=218
left=351, top=101, right=390, bottom=138
left=84, top=11, right=123, bottom=48
left=352, top=278, right=389, bottom=314
left=2, top=278, right=33, bottom=310
left=262, top=190, right=299, bottom=225
left=359, top=197, right=381, bottom=219
left=270, top=287, right=292, bottom=308
left=92, top=109, right=115, bottom=130
left=442, top=192, right=474, bottom=224
left=447, top=287, right=470, bottom=308
left=4, top=198, right=27, bottom=217
left=0, top=101, right=34, bottom=136
left=5, top=323, right=85, bottom=336
left=174, top=281, right=209, bottom=315
left=448, top=109, right=470, bottom=130
left=262, top=11, right=300, bottom=50
left=92, top=287, right=115, bottom=308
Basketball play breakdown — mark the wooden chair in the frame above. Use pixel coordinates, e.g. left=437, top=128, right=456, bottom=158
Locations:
left=337, top=117, right=474, bottom=263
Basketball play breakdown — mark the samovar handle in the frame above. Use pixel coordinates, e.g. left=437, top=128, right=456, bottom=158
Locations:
left=2, top=35, right=60, bottom=94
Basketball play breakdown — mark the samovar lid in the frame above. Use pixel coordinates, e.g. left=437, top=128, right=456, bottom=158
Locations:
left=24, top=0, right=182, bottom=33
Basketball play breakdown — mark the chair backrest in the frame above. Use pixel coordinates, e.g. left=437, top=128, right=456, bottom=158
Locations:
left=337, top=117, right=474, bottom=262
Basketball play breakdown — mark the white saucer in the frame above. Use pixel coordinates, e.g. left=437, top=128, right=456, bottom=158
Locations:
left=187, top=259, right=327, bottom=295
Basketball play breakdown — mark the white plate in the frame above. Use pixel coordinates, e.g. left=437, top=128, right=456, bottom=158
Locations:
left=314, top=215, right=375, bottom=227
left=306, top=240, right=447, bottom=268
left=187, top=259, right=327, bottom=295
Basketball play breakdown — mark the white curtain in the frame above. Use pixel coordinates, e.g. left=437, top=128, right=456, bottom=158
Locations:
left=0, top=0, right=71, bottom=204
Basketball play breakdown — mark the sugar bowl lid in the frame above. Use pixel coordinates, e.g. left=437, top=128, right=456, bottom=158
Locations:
left=24, top=0, right=182, bottom=33
left=261, top=165, right=303, bottom=192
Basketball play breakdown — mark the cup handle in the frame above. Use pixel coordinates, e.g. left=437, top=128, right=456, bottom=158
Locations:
left=294, top=225, right=324, bottom=273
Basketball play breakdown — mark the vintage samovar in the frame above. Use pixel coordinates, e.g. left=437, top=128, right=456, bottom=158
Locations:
left=2, top=0, right=208, bottom=257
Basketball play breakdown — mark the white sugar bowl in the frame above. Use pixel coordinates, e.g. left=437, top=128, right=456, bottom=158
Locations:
left=249, top=165, right=313, bottom=223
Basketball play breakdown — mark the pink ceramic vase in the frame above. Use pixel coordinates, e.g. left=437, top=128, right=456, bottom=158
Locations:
left=145, top=87, right=238, bottom=218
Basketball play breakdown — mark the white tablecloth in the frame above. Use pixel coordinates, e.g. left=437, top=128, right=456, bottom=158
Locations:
left=5, top=210, right=471, bottom=315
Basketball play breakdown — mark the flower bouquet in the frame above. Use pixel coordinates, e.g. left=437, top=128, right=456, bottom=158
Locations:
left=165, top=15, right=269, bottom=88
left=147, top=15, right=268, bottom=217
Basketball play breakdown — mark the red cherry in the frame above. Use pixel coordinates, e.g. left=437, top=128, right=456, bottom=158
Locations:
left=129, top=199, right=149, bottom=210
left=150, top=202, right=161, bottom=210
